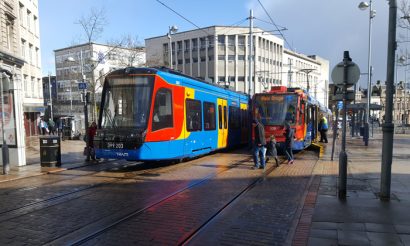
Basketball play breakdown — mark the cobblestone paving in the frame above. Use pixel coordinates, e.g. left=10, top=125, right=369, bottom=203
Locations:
left=82, top=151, right=318, bottom=245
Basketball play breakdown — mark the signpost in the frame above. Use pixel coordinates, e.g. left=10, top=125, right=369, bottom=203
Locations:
left=331, top=51, right=360, bottom=199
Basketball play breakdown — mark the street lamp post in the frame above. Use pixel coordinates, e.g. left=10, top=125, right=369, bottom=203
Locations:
left=359, top=0, right=376, bottom=146
left=67, top=50, right=90, bottom=161
left=168, top=25, right=178, bottom=69
left=48, top=73, right=53, bottom=120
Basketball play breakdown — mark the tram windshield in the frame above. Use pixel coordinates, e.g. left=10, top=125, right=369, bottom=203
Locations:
left=100, top=76, right=153, bottom=129
left=254, top=94, right=298, bottom=125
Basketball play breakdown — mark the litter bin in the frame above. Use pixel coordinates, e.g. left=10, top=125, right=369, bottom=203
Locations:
left=40, top=136, right=61, bottom=167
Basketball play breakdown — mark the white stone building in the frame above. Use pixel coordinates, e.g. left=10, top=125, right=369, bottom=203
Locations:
left=282, top=49, right=329, bottom=107
left=54, top=42, right=145, bottom=129
left=146, top=26, right=284, bottom=95
left=0, top=0, right=42, bottom=166
left=145, top=26, right=330, bottom=106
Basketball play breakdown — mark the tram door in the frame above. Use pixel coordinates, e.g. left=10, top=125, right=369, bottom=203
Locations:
left=217, top=98, right=228, bottom=149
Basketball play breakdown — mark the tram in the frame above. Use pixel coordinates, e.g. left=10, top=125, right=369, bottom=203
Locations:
left=94, top=67, right=250, bottom=161
left=252, top=86, right=330, bottom=151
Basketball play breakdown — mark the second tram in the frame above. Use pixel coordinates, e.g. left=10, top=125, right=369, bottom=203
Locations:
left=253, top=86, right=329, bottom=151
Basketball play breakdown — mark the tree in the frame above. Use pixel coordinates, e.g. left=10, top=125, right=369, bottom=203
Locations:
left=75, top=7, right=108, bottom=43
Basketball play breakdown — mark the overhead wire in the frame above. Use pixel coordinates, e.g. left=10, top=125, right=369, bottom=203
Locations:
left=257, top=0, right=294, bottom=50
left=155, top=0, right=211, bottom=36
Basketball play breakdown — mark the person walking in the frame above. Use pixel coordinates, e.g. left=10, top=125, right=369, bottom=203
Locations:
left=48, top=118, right=56, bottom=135
left=267, top=135, right=279, bottom=167
left=318, top=114, right=329, bottom=143
left=284, top=121, right=294, bottom=164
left=252, top=118, right=266, bottom=169
left=86, top=122, right=97, bottom=161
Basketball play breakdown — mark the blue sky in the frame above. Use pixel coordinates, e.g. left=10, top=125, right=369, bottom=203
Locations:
left=39, top=0, right=398, bottom=88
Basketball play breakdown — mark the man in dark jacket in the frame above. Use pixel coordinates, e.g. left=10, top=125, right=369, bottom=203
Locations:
left=284, top=121, right=294, bottom=164
left=252, top=118, right=266, bottom=169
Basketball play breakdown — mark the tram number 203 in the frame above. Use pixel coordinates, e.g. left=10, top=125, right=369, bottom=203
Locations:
left=107, top=142, right=124, bottom=149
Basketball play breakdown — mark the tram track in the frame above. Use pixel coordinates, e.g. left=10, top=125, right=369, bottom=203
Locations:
left=53, top=152, right=298, bottom=246
left=0, top=151, right=242, bottom=228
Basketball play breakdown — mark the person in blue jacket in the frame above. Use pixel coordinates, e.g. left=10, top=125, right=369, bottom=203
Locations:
left=318, top=114, right=329, bottom=143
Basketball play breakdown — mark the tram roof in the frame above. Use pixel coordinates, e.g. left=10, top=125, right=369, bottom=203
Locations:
left=106, top=66, right=249, bottom=97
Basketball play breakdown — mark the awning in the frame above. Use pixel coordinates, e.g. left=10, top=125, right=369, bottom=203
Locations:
left=23, top=105, right=46, bottom=112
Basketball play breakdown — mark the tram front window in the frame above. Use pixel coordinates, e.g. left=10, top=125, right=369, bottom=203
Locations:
left=101, top=76, right=153, bottom=129
left=255, top=94, right=298, bottom=125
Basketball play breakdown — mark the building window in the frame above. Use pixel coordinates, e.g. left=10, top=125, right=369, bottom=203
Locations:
left=29, top=44, right=33, bottom=64
left=178, top=59, right=182, bottom=64
left=21, top=39, right=26, bottom=58
left=218, top=55, right=225, bottom=61
left=185, top=58, right=190, bottom=64
left=6, top=14, right=15, bottom=50
left=218, top=76, right=225, bottom=82
left=163, top=43, right=169, bottom=54
left=238, top=55, right=245, bottom=61
left=24, top=75, right=28, bottom=97
left=218, top=35, right=225, bottom=45
left=200, top=37, right=206, bottom=49
left=238, top=36, right=245, bottom=46
left=186, top=99, right=202, bottom=132
left=193, top=57, right=198, bottom=63
left=208, top=55, right=214, bottom=61
left=33, top=15, right=38, bottom=35
left=177, top=41, right=182, bottom=52
left=203, top=102, right=216, bottom=131
left=200, top=56, right=206, bottom=62
left=19, top=3, right=24, bottom=26
left=184, top=40, right=190, bottom=51
left=35, top=47, right=39, bottom=67
left=27, top=10, right=31, bottom=31
left=192, top=39, right=198, bottom=50
left=228, top=35, right=235, bottom=46
left=228, top=55, right=235, bottom=61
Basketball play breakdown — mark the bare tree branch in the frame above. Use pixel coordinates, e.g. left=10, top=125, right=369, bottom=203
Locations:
left=75, top=7, right=108, bottom=43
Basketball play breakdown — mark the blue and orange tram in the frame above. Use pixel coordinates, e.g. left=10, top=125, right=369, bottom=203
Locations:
left=252, top=86, right=330, bottom=151
left=94, top=67, right=250, bottom=161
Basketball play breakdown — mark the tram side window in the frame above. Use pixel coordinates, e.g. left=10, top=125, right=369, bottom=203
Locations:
left=223, top=106, right=227, bottom=129
left=152, top=88, right=173, bottom=131
left=241, top=109, right=248, bottom=128
left=299, top=103, right=304, bottom=125
left=203, top=102, right=216, bottom=131
left=218, top=105, right=223, bottom=129
left=229, top=106, right=240, bottom=129
left=186, top=99, right=202, bottom=132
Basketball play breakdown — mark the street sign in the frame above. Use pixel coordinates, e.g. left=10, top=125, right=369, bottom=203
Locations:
left=337, top=101, right=343, bottom=109
left=331, top=62, right=360, bottom=86
left=78, top=82, right=87, bottom=90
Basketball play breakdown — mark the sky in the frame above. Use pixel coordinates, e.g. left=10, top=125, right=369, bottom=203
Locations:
left=39, top=0, right=401, bottom=88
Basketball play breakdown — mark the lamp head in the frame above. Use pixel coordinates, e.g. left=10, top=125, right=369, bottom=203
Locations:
left=358, top=2, right=369, bottom=10
left=169, top=25, right=178, bottom=33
